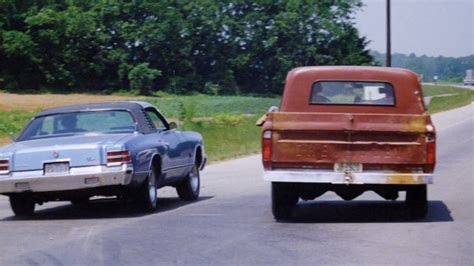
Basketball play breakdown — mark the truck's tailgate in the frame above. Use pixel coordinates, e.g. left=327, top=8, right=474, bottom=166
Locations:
left=270, top=112, right=432, bottom=169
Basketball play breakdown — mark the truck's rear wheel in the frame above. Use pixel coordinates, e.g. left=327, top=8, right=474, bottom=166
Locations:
left=272, top=182, right=298, bottom=220
left=10, top=194, right=35, bottom=217
left=406, top=185, right=428, bottom=218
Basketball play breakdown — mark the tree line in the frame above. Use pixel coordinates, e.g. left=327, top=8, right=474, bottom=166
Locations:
left=0, top=0, right=373, bottom=95
left=371, top=51, right=474, bottom=83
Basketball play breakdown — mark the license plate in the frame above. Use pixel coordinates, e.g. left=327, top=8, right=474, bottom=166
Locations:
left=44, top=162, right=69, bottom=175
left=334, top=162, right=363, bottom=173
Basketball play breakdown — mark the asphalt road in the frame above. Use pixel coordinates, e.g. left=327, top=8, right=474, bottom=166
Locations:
left=0, top=104, right=473, bottom=265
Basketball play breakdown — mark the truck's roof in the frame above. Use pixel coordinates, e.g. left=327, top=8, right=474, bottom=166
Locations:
left=281, top=66, right=426, bottom=114
left=287, top=66, right=418, bottom=80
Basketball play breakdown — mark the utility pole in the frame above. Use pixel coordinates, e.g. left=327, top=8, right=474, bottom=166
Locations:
left=386, top=0, right=391, bottom=67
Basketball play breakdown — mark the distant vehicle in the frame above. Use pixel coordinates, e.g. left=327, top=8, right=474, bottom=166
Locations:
left=258, top=66, right=436, bottom=220
left=0, top=101, right=207, bottom=216
left=464, top=69, right=474, bottom=86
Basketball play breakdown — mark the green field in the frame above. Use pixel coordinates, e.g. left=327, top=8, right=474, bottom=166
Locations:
left=182, top=115, right=262, bottom=161
left=0, top=110, right=36, bottom=141
left=0, top=85, right=472, bottom=160
left=145, top=95, right=280, bottom=118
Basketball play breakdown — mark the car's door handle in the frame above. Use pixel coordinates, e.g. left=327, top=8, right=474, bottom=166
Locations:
left=164, top=142, right=170, bottom=148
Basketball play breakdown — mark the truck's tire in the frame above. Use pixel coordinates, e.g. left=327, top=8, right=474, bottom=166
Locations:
left=10, top=194, right=35, bottom=217
left=406, top=185, right=428, bottom=219
left=176, top=164, right=200, bottom=201
left=136, top=166, right=158, bottom=211
left=272, top=182, right=298, bottom=220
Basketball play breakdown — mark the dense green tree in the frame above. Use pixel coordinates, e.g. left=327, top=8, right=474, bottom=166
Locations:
left=128, top=63, right=161, bottom=95
left=0, top=0, right=373, bottom=94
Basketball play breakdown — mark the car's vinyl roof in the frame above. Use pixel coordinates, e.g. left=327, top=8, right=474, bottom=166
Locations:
left=36, top=101, right=150, bottom=117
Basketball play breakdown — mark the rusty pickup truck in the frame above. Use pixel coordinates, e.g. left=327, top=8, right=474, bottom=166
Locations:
left=259, top=66, right=436, bottom=220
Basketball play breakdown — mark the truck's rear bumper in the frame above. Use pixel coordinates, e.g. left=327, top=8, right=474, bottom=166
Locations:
left=0, top=164, right=133, bottom=193
left=263, top=170, right=433, bottom=185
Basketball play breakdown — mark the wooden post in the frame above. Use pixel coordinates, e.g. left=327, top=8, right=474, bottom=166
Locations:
left=386, top=0, right=391, bottom=67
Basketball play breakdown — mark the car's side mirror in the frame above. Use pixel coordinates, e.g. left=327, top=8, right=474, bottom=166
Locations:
left=169, top=122, right=178, bottom=130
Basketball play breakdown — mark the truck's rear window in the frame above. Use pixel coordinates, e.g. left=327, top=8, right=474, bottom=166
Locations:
left=310, top=81, right=395, bottom=106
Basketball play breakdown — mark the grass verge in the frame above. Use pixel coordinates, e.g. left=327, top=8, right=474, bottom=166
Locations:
left=427, top=91, right=474, bottom=114
left=182, top=115, right=261, bottom=161
left=422, top=85, right=471, bottom=97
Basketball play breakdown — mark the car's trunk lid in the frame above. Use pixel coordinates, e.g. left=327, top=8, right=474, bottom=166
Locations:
left=11, top=134, right=131, bottom=171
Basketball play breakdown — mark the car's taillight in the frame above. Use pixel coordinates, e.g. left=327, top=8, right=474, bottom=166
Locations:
left=262, top=130, right=272, bottom=161
left=107, top=150, right=131, bottom=165
left=0, top=159, right=9, bottom=173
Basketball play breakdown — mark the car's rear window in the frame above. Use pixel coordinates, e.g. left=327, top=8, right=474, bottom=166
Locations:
left=310, top=81, right=395, bottom=106
left=19, top=110, right=136, bottom=141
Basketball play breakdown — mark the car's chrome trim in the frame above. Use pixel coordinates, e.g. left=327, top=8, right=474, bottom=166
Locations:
left=263, top=169, right=433, bottom=185
left=162, top=163, right=194, bottom=172
left=0, top=164, right=133, bottom=193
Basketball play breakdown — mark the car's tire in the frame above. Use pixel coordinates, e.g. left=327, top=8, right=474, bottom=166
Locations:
left=136, top=166, right=159, bottom=211
left=10, top=194, right=35, bottom=217
left=70, top=197, right=90, bottom=206
left=176, top=164, right=200, bottom=201
left=271, top=182, right=298, bottom=220
left=406, top=185, right=428, bottom=219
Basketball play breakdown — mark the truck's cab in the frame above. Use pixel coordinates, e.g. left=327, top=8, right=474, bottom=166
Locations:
left=259, top=66, right=436, bottom=220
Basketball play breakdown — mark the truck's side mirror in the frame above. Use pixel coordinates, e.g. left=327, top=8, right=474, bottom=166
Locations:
left=256, top=106, right=279, bottom=127
left=268, top=106, right=279, bottom=112
left=169, top=122, right=178, bottom=130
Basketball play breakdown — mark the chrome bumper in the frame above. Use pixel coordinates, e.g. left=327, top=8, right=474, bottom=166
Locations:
left=0, top=164, right=133, bottom=193
left=263, top=170, right=433, bottom=185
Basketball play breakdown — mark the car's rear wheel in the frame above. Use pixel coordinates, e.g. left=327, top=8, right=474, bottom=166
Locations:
left=272, top=182, right=298, bottom=220
left=406, top=185, right=428, bottom=219
left=10, top=194, right=35, bottom=217
left=176, top=164, right=200, bottom=201
left=136, top=166, right=158, bottom=211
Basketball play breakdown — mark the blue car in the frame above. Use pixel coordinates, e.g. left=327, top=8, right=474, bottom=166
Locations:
left=0, top=101, right=207, bottom=216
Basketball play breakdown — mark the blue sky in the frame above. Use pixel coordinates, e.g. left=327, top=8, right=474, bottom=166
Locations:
left=355, top=0, right=473, bottom=57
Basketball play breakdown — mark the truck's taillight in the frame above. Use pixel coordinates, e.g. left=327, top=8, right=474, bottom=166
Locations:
left=426, top=134, right=436, bottom=164
left=107, top=150, right=131, bottom=165
left=262, top=130, right=272, bottom=161
left=0, top=159, right=9, bottom=173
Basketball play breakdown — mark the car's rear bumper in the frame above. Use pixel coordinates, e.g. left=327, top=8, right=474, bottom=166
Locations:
left=263, top=169, right=433, bottom=185
left=0, top=164, right=133, bottom=193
